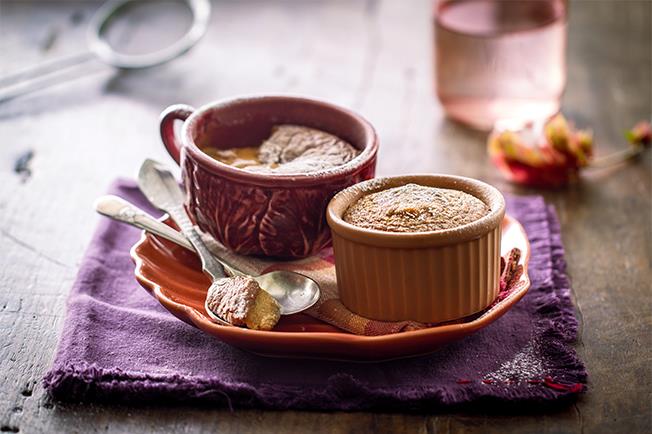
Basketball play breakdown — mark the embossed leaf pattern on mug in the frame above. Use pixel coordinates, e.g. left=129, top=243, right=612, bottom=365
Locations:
left=184, top=157, right=375, bottom=258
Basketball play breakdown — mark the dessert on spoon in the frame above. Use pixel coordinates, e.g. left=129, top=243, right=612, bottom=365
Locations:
left=95, top=160, right=321, bottom=331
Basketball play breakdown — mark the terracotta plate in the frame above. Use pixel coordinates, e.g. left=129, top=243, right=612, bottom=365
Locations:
left=130, top=215, right=530, bottom=361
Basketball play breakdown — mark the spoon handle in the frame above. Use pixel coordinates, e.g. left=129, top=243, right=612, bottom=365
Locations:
left=94, top=195, right=193, bottom=251
left=96, top=193, right=243, bottom=278
left=137, top=159, right=227, bottom=280
left=166, top=205, right=229, bottom=280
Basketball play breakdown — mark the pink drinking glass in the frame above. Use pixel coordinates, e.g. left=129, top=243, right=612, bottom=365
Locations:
left=434, top=0, right=568, bottom=130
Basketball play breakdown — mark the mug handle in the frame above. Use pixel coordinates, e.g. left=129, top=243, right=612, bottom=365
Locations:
left=159, top=104, right=195, bottom=165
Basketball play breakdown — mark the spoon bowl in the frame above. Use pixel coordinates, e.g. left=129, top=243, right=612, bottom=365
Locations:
left=254, top=271, right=320, bottom=315
left=201, top=270, right=320, bottom=324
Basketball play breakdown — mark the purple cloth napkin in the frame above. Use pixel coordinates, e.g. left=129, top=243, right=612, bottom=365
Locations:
left=43, top=179, right=586, bottom=410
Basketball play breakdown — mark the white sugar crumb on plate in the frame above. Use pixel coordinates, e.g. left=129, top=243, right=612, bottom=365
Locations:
left=485, top=339, right=547, bottom=384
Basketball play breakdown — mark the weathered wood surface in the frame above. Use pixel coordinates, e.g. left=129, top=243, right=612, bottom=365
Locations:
left=0, top=0, right=650, bottom=433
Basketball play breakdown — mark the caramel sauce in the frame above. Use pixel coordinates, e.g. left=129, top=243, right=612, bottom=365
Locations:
left=201, top=146, right=276, bottom=169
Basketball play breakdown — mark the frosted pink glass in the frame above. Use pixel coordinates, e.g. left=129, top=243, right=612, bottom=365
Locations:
left=435, top=0, right=567, bottom=130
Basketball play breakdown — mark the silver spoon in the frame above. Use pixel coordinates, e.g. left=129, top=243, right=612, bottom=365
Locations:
left=94, top=194, right=321, bottom=317
left=134, top=159, right=321, bottom=321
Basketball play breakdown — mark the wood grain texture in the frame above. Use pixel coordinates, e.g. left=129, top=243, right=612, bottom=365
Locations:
left=0, top=0, right=650, bottom=433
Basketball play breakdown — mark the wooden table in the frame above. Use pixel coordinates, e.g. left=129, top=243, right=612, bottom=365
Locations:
left=0, top=1, right=649, bottom=432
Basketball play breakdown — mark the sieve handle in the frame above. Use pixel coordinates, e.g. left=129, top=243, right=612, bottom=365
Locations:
left=0, top=52, right=96, bottom=103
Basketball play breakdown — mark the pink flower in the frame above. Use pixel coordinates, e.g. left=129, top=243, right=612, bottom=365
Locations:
left=626, top=121, right=651, bottom=147
left=487, top=114, right=593, bottom=188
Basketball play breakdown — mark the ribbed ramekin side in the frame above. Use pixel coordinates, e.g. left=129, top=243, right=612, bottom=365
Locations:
left=332, top=226, right=502, bottom=323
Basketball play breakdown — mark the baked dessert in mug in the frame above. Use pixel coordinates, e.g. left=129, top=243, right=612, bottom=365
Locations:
left=159, top=96, right=378, bottom=258
left=202, top=125, right=360, bottom=174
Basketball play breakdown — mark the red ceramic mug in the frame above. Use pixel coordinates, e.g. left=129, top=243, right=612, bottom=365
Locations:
left=159, top=95, right=378, bottom=258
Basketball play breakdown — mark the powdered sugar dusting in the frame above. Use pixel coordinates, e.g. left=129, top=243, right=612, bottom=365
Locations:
left=485, top=339, right=547, bottom=383
left=206, top=276, right=259, bottom=326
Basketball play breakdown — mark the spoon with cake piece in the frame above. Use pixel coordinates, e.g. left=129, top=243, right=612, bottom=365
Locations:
left=107, top=159, right=322, bottom=331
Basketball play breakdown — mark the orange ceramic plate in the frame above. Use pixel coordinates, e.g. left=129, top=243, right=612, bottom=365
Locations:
left=130, top=215, right=530, bottom=361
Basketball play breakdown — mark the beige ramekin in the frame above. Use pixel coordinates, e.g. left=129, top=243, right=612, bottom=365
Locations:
left=326, top=174, right=506, bottom=323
